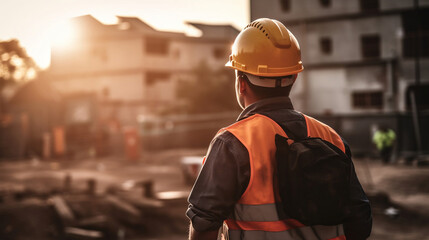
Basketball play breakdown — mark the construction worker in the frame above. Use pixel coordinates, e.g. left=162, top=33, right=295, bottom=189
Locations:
left=187, top=18, right=372, bottom=240
left=373, top=125, right=396, bottom=164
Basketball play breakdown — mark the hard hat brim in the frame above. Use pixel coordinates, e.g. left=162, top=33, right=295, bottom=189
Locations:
left=225, top=60, right=304, bottom=77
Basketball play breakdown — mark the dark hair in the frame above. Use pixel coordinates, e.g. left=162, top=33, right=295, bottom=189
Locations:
left=239, top=72, right=293, bottom=99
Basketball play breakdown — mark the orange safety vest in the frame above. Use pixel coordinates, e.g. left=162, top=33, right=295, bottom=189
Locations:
left=220, top=113, right=347, bottom=240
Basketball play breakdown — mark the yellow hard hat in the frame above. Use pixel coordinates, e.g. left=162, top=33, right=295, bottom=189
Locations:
left=225, top=18, right=304, bottom=77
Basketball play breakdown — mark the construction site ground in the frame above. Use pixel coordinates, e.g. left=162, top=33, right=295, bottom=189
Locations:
left=1, top=149, right=429, bottom=240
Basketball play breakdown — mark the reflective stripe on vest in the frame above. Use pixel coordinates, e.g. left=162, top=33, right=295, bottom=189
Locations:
left=233, top=203, right=285, bottom=222
left=228, top=227, right=346, bottom=240
left=222, top=113, right=346, bottom=240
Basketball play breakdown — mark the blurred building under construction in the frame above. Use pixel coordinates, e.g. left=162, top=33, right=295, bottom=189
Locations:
left=48, top=15, right=238, bottom=121
left=252, top=0, right=429, bottom=113
left=251, top=0, right=429, bottom=158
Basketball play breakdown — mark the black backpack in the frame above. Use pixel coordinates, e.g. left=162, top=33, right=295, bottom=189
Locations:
left=275, top=133, right=352, bottom=226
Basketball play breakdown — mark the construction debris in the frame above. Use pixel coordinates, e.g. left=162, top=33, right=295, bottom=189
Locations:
left=105, top=195, right=141, bottom=223
left=384, top=207, right=400, bottom=218
left=0, top=174, right=188, bottom=240
left=49, top=195, right=75, bottom=224
left=65, top=227, right=103, bottom=239
left=139, top=180, right=154, bottom=198
left=87, top=178, right=97, bottom=195
left=0, top=202, right=65, bottom=240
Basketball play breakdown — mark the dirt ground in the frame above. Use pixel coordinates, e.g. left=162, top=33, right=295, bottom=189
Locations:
left=1, top=150, right=429, bottom=240
left=354, top=159, right=429, bottom=240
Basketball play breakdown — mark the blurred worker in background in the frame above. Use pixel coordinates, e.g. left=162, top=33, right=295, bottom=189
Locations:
left=373, top=126, right=396, bottom=164
left=187, top=18, right=372, bottom=240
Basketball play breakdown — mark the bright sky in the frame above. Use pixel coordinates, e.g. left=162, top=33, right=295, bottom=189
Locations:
left=0, top=0, right=249, bottom=69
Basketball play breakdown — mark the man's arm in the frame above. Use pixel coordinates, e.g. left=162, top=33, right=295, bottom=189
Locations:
left=342, top=140, right=373, bottom=240
left=188, top=222, right=219, bottom=240
left=343, top=162, right=372, bottom=240
left=186, top=131, right=250, bottom=240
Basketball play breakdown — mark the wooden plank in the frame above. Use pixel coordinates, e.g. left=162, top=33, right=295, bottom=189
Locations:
left=65, top=227, right=103, bottom=240
left=49, top=196, right=74, bottom=224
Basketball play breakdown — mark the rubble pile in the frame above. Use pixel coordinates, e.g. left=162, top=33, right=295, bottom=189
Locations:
left=0, top=174, right=188, bottom=240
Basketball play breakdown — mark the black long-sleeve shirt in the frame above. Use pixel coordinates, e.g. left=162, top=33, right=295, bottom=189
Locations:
left=187, top=97, right=372, bottom=239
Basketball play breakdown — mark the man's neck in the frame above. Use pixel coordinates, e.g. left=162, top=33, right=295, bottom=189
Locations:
left=243, top=96, right=260, bottom=108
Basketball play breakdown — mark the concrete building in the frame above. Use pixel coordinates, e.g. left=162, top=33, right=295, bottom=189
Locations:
left=251, top=0, right=429, bottom=114
left=48, top=15, right=238, bottom=124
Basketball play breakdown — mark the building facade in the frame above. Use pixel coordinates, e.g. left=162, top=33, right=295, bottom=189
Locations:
left=251, top=0, right=429, bottom=114
left=48, top=15, right=238, bottom=124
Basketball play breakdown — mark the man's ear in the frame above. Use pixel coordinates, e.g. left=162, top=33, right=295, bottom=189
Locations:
left=238, top=75, right=247, bottom=94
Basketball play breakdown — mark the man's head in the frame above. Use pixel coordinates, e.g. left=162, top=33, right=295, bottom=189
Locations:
left=225, top=18, right=303, bottom=109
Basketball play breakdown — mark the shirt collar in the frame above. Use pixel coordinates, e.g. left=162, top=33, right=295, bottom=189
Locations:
left=237, top=97, right=294, bottom=121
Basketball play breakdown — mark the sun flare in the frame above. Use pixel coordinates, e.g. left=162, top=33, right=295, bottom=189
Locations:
left=48, top=20, right=77, bottom=48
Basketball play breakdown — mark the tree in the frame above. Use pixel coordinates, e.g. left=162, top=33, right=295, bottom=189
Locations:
left=0, top=39, right=37, bottom=113
left=177, top=61, right=240, bottom=114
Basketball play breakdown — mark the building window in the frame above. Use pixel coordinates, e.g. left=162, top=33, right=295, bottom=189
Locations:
left=91, top=46, right=107, bottom=62
left=213, top=47, right=226, bottom=60
left=361, top=34, right=380, bottom=59
left=360, top=0, right=379, bottom=12
left=319, top=37, right=332, bottom=55
left=406, top=84, right=429, bottom=111
left=401, top=9, right=429, bottom=58
left=173, top=49, right=181, bottom=59
left=145, top=72, right=170, bottom=86
left=102, top=87, right=110, bottom=98
left=352, top=91, right=383, bottom=109
left=402, top=32, right=429, bottom=58
left=145, top=37, right=169, bottom=55
left=319, top=0, right=331, bottom=8
left=280, top=0, right=291, bottom=12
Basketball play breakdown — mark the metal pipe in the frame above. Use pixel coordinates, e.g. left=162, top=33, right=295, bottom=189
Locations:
left=410, top=91, right=422, bottom=153
left=414, top=0, right=421, bottom=85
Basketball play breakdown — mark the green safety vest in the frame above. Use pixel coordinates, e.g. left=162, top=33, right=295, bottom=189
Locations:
left=373, top=129, right=396, bottom=150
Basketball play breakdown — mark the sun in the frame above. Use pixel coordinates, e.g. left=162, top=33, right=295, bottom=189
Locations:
left=48, top=19, right=77, bottom=48
left=31, top=19, right=78, bottom=69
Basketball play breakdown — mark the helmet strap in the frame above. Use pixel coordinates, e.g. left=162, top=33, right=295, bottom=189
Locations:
left=275, top=79, right=282, bottom=88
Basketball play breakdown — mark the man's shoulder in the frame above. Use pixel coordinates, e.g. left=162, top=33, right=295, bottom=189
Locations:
left=301, top=113, right=327, bottom=126
left=224, top=114, right=288, bottom=138
left=302, top=113, right=339, bottom=134
left=209, top=127, right=249, bottom=161
left=211, top=126, right=250, bottom=152
left=215, top=129, right=239, bottom=143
